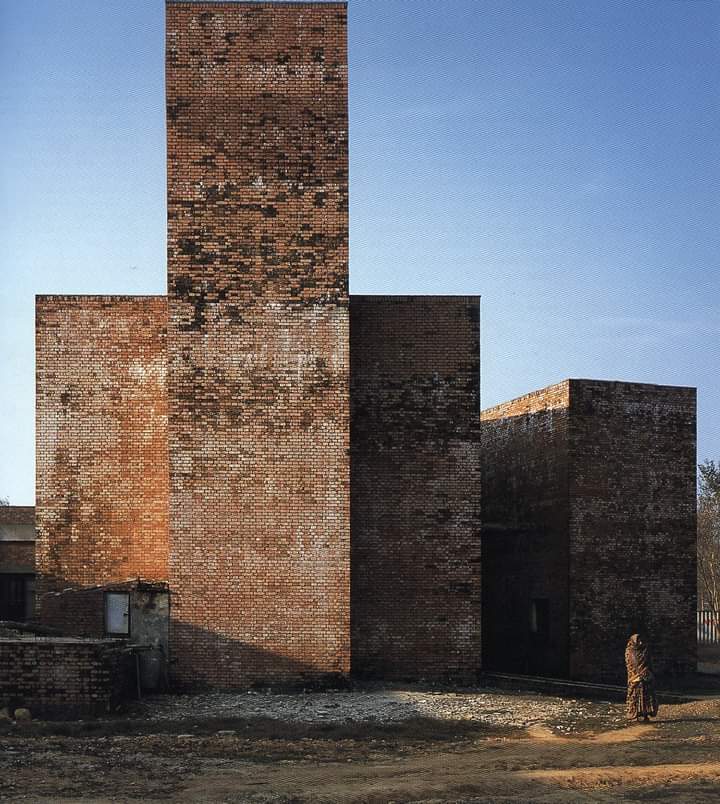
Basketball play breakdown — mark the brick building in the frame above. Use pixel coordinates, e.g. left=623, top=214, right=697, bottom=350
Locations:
left=33, top=1, right=695, bottom=687
left=481, top=379, right=697, bottom=683
left=0, top=506, right=36, bottom=622
left=35, top=1, right=482, bottom=686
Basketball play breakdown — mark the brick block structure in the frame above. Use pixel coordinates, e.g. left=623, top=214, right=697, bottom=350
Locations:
left=165, top=1, right=350, bottom=685
left=35, top=297, right=168, bottom=628
left=568, top=381, right=697, bottom=681
left=30, top=3, right=698, bottom=691
left=0, top=638, right=132, bottom=719
left=481, top=379, right=696, bottom=682
left=350, top=296, right=482, bottom=680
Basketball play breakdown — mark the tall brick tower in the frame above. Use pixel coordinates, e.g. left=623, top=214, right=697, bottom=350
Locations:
left=165, top=1, right=349, bottom=685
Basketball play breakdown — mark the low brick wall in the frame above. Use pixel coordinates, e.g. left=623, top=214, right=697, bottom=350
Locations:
left=0, top=638, right=133, bottom=718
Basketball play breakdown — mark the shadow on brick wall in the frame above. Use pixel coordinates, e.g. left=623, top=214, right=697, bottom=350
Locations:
left=33, top=572, right=344, bottom=691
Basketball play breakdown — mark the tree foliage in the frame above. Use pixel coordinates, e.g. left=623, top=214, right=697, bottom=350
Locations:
left=698, top=460, right=720, bottom=612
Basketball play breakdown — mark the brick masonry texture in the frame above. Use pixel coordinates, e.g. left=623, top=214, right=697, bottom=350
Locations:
left=0, top=542, right=35, bottom=574
left=481, top=381, right=571, bottom=677
left=0, top=507, right=35, bottom=528
left=35, top=297, right=169, bottom=629
left=166, top=2, right=350, bottom=685
left=568, top=380, right=697, bottom=682
left=0, top=638, right=132, bottom=719
left=350, top=296, right=482, bottom=680
left=32, top=3, right=697, bottom=692
left=481, top=379, right=696, bottom=683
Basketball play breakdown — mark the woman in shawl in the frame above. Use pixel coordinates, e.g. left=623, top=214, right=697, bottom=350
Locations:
left=625, top=633, right=659, bottom=721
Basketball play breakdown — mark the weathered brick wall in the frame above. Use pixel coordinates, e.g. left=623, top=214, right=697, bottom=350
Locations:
left=35, top=297, right=169, bottom=629
left=481, top=379, right=697, bottom=683
left=0, top=638, right=132, bottom=718
left=39, top=586, right=105, bottom=637
left=481, top=382, right=571, bottom=676
left=350, top=296, right=481, bottom=680
left=568, top=380, right=697, bottom=682
left=166, top=2, right=350, bottom=685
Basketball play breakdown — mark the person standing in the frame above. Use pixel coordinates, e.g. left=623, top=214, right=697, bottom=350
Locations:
left=625, top=633, right=659, bottom=722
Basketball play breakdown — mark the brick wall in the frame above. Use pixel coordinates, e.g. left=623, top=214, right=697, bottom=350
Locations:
left=568, top=380, right=697, bottom=682
left=481, top=379, right=697, bottom=683
left=350, top=296, right=482, bottom=680
left=0, top=506, right=35, bottom=527
left=166, top=2, right=350, bottom=686
left=0, top=506, right=36, bottom=574
left=0, top=543, right=34, bottom=574
left=0, top=638, right=132, bottom=718
left=38, top=586, right=106, bottom=637
left=35, top=296, right=169, bottom=629
left=481, top=382, right=571, bottom=676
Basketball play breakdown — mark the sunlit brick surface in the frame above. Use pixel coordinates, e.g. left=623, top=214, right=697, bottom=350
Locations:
left=166, top=2, right=350, bottom=685
left=35, top=297, right=169, bottom=627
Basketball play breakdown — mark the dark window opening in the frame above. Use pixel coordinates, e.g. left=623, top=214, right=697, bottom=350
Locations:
left=0, top=574, right=35, bottom=622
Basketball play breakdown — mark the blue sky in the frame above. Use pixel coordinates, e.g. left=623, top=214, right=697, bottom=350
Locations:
left=1, top=0, right=718, bottom=504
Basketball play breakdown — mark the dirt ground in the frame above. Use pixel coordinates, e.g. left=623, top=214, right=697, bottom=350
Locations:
left=2, top=688, right=720, bottom=803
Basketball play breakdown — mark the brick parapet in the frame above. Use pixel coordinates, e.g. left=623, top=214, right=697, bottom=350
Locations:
left=481, top=381, right=570, bottom=531
left=0, top=543, right=35, bottom=574
left=0, top=507, right=36, bottom=575
left=0, top=507, right=35, bottom=527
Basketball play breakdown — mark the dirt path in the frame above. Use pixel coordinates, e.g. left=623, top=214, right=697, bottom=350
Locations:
left=4, top=694, right=720, bottom=802
left=174, top=722, right=720, bottom=803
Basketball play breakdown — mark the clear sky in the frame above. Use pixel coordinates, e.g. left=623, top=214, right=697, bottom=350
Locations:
left=1, top=0, right=718, bottom=505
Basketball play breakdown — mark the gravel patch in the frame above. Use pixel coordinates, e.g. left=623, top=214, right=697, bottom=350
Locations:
left=133, top=688, right=626, bottom=732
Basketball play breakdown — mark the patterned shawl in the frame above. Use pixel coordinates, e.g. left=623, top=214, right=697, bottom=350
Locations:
left=625, top=633, right=654, bottom=684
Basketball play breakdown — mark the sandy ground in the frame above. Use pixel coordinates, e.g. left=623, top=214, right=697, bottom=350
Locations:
left=2, top=689, right=720, bottom=803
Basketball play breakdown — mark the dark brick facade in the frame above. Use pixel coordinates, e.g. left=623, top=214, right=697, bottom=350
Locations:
left=0, top=506, right=36, bottom=622
left=568, top=380, right=697, bottom=681
left=35, top=297, right=169, bottom=628
left=481, top=381, right=571, bottom=677
left=0, top=506, right=35, bottom=529
left=0, top=505, right=35, bottom=575
left=0, top=542, right=34, bottom=575
left=481, top=379, right=696, bottom=682
left=350, top=296, right=482, bottom=680
left=166, top=2, right=350, bottom=685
